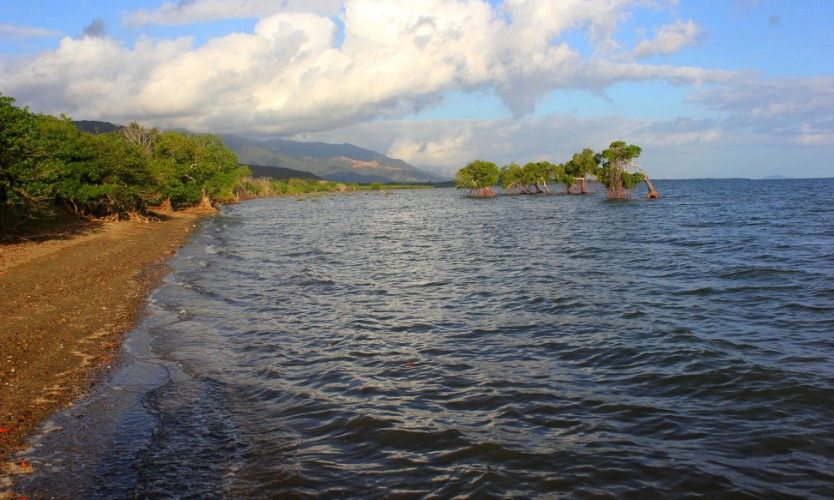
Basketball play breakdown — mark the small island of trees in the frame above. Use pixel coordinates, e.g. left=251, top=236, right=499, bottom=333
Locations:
left=456, top=140, right=661, bottom=200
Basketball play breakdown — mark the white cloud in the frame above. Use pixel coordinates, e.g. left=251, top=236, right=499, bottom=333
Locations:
left=633, top=19, right=703, bottom=58
left=124, top=0, right=343, bottom=26
left=1, top=0, right=737, bottom=137
left=0, top=23, right=61, bottom=38
left=388, top=131, right=475, bottom=169
left=635, top=122, right=722, bottom=147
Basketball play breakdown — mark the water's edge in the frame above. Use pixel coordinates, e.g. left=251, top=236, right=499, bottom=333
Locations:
left=6, top=224, right=210, bottom=497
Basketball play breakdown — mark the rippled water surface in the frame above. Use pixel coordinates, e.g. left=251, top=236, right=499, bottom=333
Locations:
left=16, top=180, right=834, bottom=497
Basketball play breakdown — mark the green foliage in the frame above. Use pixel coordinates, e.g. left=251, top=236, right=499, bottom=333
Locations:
left=0, top=94, right=250, bottom=229
left=561, top=148, right=599, bottom=192
left=565, top=148, right=599, bottom=178
left=455, top=160, right=500, bottom=190
left=595, top=168, right=644, bottom=190
left=0, top=94, right=54, bottom=227
left=596, top=140, right=644, bottom=191
left=369, top=182, right=384, bottom=190
left=600, top=141, right=642, bottom=166
left=524, top=161, right=550, bottom=193
left=500, top=162, right=524, bottom=193
left=32, top=115, right=155, bottom=215
left=521, top=162, right=542, bottom=190
left=501, top=161, right=564, bottom=194
left=149, top=131, right=243, bottom=207
left=235, top=177, right=357, bottom=198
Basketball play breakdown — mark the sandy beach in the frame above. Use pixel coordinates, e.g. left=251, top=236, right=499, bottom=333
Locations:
left=0, top=212, right=205, bottom=460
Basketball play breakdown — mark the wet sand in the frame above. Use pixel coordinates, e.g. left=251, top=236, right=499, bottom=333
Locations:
left=0, top=211, right=206, bottom=461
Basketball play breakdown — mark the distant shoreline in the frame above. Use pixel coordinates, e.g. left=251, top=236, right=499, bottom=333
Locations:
left=650, top=177, right=834, bottom=181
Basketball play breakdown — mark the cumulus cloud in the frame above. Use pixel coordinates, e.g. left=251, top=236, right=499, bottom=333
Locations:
left=0, top=0, right=733, bottom=135
left=0, top=23, right=61, bottom=38
left=633, top=19, right=703, bottom=58
left=388, top=131, right=476, bottom=169
left=1, top=0, right=737, bottom=136
left=124, top=0, right=343, bottom=26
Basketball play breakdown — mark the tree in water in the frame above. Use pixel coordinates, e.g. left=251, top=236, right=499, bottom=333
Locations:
left=564, top=148, right=599, bottom=194
left=523, top=161, right=559, bottom=194
left=500, top=162, right=526, bottom=194
left=637, top=166, right=662, bottom=199
left=501, top=161, right=563, bottom=194
left=455, top=160, right=500, bottom=197
left=596, top=141, right=646, bottom=200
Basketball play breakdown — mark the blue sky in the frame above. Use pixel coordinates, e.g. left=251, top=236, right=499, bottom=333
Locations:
left=1, top=0, right=833, bottom=178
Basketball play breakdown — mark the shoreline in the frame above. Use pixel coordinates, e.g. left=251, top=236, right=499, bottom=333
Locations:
left=0, top=210, right=208, bottom=461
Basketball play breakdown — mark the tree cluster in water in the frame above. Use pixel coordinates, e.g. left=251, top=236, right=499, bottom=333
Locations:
left=455, top=141, right=660, bottom=200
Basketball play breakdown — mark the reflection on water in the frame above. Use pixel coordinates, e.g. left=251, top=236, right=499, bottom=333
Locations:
left=14, top=180, right=834, bottom=497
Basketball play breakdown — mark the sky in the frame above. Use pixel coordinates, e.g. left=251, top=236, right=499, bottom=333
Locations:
left=1, top=0, right=833, bottom=179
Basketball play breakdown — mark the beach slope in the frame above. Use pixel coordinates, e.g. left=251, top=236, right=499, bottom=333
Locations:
left=0, top=212, right=202, bottom=459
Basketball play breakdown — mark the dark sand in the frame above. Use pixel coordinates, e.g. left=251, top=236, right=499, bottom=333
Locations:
left=0, top=212, right=205, bottom=464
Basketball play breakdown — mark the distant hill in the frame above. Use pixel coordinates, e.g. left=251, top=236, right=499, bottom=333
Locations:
left=247, top=164, right=320, bottom=180
left=222, top=135, right=442, bottom=184
left=74, top=120, right=122, bottom=134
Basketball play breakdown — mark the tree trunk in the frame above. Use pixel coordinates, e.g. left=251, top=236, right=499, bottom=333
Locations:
left=581, top=176, right=588, bottom=194
left=607, top=162, right=628, bottom=199
left=644, top=174, right=661, bottom=199
left=471, top=187, right=496, bottom=197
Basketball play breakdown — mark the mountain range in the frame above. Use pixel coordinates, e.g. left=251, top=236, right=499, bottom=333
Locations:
left=73, top=121, right=441, bottom=183
left=220, top=135, right=441, bottom=183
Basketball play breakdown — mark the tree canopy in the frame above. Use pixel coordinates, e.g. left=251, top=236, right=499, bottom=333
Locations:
left=596, top=141, right=644, bottom=199
left=0, top=93, right=250, bottom=231
left=455, top=160, right=500, bottom=197
left=0, top=95, right=52, bottom=222
left=500, top=161, right=565, bottom=194
left=564, top=148, right=599, bottom=194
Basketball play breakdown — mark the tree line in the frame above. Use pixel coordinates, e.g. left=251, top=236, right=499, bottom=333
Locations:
left=0, top=93, right=255, bottom=230
left=0, top=94, right=380, bottom=234
left=455, top=141, right=661, bottom=200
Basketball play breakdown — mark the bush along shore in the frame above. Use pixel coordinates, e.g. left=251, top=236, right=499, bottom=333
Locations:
left=455, top=141, right=661, bottom=200
left=0, top=94, right=427, bottom=238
